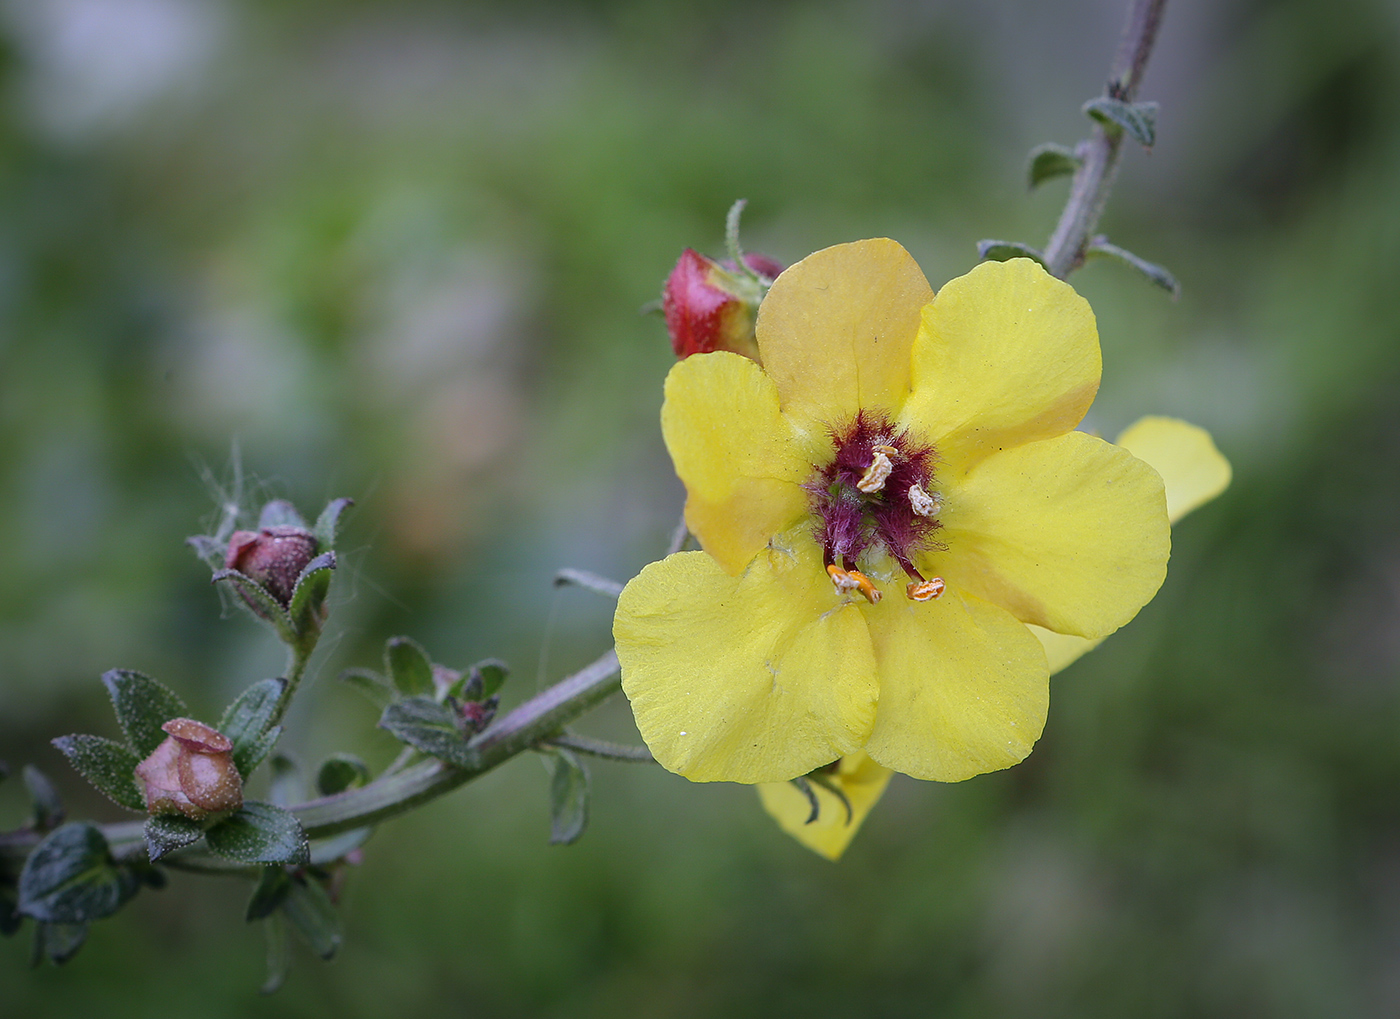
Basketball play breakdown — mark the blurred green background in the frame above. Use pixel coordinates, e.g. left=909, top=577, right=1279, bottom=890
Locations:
left=3, top=0, right=1399, bottom=1014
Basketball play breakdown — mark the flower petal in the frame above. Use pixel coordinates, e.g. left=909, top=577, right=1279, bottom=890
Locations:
left=1117, top=416, right=1232, bottom=522
left=756, top=753, right=894, bottom=861
left=935, top=430, right=1169, bottom=639
left=863, top=588, right=1048, bottom=781
left=900, top=258, right=1100, bottom=471
left=615, top=534, right=879, bottom=783
left=661, top=352, right=814, bottom=574
left=755, top=238, right=933, bottom=426
left=1031, top=625, right=1103, bottom=675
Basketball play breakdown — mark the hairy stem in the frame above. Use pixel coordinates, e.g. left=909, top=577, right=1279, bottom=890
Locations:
left=1042, top=0, right=1167, bottom=278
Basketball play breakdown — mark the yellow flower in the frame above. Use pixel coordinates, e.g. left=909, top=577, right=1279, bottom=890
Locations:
left=614, top=239, right=1170, bottom=786
left=758, top=413, right=1232, bottom=859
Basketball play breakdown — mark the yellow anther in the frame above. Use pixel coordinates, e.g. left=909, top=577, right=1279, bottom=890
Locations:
left=908, top=483, right=941, bottom=517
left=856, top=450, right=894, bottom=493
left=906, top=578, right=945, bottom=602
left=827, top=564, right=882, bottom=604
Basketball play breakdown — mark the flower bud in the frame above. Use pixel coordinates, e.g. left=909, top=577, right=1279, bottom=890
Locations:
left=662, top=249, right=783, bottom=361
left=134, top=718, right=244, bottom=821
left=225, top=526, right=319, bottom=607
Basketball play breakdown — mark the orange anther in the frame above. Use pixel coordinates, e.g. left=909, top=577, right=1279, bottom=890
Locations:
left=906, top=578, right=945, bottom=602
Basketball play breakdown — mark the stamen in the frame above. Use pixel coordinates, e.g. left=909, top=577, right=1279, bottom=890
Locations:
left=826, top=564, right=881, bottom=603
left=847, top=570, right=882, bottom=603
left=856, top=450, right=894, bottom=493
left=908, top=483, right=941, bottom=518
left=906, top=578, right=945, bottom=602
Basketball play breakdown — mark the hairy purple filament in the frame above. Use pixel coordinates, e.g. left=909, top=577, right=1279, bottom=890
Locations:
left=805, top=411, right=944, bottom=594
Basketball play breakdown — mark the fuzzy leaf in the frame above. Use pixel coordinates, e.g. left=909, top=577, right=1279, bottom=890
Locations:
left=385, top=636, right=434, bottom=697
left=246, top=866, right=292, bottom=921
left=339, top=668, right=395, bottom=709
left=211, top=570, right=297, bottom=643
left=976, top=240, right=1048, bottom=267
left=1086, top=238, right=1181, bottom=296
left=316, top=754, right=370, bottom=796
left=1027, top=142, right=1082, bottom=189
left=546, top=748, right=590, bottom=846
left=282, top=875, right=341, bottom=960
left=261, top=915, right=290, bottom=995
left=257, top=499, right=306, bottom=529
left=23, top=766, right=64, bottom=830
left=470, top=659, right=509, bottom=700
left=218, top=678, right=287, bottom=777
left=51, top=736, right=144, bottom=812
left=378, top=697, right=474, bottom=767
left=17, top=823, right=139, bottom=924
left=1083, top=97, right=1158, bottom=148
left=102, top=669, right=188, bottom=759
left=143, top=815, right=204, bottom=862
left=313, top=497, right=354, bottom=549
left=287, top=551, right=336, bottom=635
left=204, top=802, right=308, bottom=866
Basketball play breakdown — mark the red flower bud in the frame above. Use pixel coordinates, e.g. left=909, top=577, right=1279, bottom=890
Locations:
left=662, top=249, right=783, bottom=361
left=225, top=526, right=319, bottom=607
left=134, top=718, right=244, bottom=821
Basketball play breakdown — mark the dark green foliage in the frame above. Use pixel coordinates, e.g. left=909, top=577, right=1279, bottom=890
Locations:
left=378, top=698, right=475, bottom=767
left=142, top=816, right=204, bottom=863
left=101, top=671, right=187, bottom=759
left=204, top=804, right=308, bottom=866
left=1083, top=96, right=1158, bottom=147
left=384, top=636, right=434, bottom=697
left=50, top=737, right=144, bottom=812
left=17, top=825, right=139, bottom=925
left=545, top=748, right=589, bottom=846
left=1027, top=142, right=1082, bottom=189
left=217, top=678, right=286, bottom=777
left=315, top=754, right=370, bottom=796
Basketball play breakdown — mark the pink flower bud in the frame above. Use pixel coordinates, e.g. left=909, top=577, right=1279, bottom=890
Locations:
left=662, top=249, right=783, bottom=361
left=134, top=718, right=244, bottom=821
left=225, top=526, right=319, bottom=607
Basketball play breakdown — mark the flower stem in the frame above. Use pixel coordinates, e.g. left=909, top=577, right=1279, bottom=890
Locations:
left=1042, top=0, right=1168, bottom=279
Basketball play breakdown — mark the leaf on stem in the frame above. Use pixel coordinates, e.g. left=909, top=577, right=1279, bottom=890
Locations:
left=1087, top=237, right=1181, bottom=296
left=316, top=754, right=371, bottom=796
left=282, top=875, right=341, bottom=960
left=976, top=240, right=1048, bottom=267
left=313, top=497, right=354, bottom=550
left=144, top=815, right=204, bottom=862
left=32, top=922, right=89, bottom=966
left=378, top=697, right=475, bottom=767
left=17, top=823, right=140, bottom=924
left=1083, top=97, right=1158, bottom=148
left=340, top=667, right=395, bottom=708
left=545, top=748, right=590, bottom=846
left=245, top=865, right=292, bottom=921
left=204, top=802, right=309, bottom=866
left=102, top=669, right=189, bottom=758
left=260, top=914, right=291, bottom=995
left=385, top=636, right=434, bottom=697
left=1027, top=143, right=1082, bottom=189
left=52, top=736, right=144, bottom=812
left=23, top=766, right=65, bottom=830
left=218, top=678, right=287, bottom=778
left=553, top=568, right=624, bottom=599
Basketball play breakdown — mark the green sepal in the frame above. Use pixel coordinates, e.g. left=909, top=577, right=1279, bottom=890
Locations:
left=268, top=755, right=304, bottom=808
left=260, top=914, right=290, bottom=995
left=313, top=497, right=354, bottom=549
left=23, top=765, right=65, bottom=830
left=470, top=659, right=509, bottom=700
left=218, top=678, right=287, bottom=777
left=316, top=754, right=370, bottom=796
left=144, top=815, right=204, bottom=862
left=287, top=551, right=336, bottom=636
left=257, top=499, right=306, bottom=529
left=211, top=569, right=297, bottom=643
left=102, top=669, right=188, bottom=759
left=385, top=636, right=434, bottom=697
left=32, top=922, right=88, bottom=966
left=1086, top=238, right=1181, bottom=296
left=339, top=668, right=395, bottom=709
left=976, top=240, right=1048, bottom=267
left=246, top=865, right=292, bottom=921
left=17, top=823, right=140, bottom=924
left=545, top=748, right=589, bottom=846
left=281, top=874, right=341, bottom=960
left=1027, top=142, right=1082, bottom=189
left=51, top=736, right=144, bottom=811
left=204, top=802, right=309, bottom=866
left=378, top=697, right=475, bottom=768
left=1083, top=97, right=1158, bottom=148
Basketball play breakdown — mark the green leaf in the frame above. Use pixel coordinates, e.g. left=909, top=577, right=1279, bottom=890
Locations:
left=1086, top=238, right=1181, bottom=296
left=260, top=914, right=290, bottom=995
left=144, top=815, right=204, bottom=862
left=976, top=240, right=1048, bottom=267
left=257, top=499, right=306, bottom=529
left=212, top=570, right=297, bottom=643
left=379, top=697, right=474, bottom=768
left=281, top=875, right=341, bottom=960
left=218, top=678, right=287, bottom=777
left=316, top=754, right=370, bottom=796
left=545, top=748, right=589, bottom=846
left=385, top=636, right=434, bottom=697
left=33, top=922, right=88, bottom=965
left=17, top=823, right=140, bottom=924
left=313, top=497, right=354, bottom=549
left=339, top=668, right=395, bottom=709
left=1027, top=142, right=1082, bottom=189
left=268, top=755, right=304, bottom=808
left=470, top=659, right=509, bottom=700
left=52, top=736, right=144, bottom=811
left=245, top=865, right=292, bottom=921
left=204, top=802, right=308, bottom=866
left=1083, top=97, right=1158, bottom=148
left=102, top=669, right=188, bottom=758
left=23, top=766, right=65, bottom=830
left=287, top=551, right=336, bottom=636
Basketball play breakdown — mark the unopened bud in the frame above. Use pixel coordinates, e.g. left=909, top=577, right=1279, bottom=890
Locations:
left=662, top=249, right=783, bottom=361
left=225, top=526, right=319, bottom=607
left=135, top=718, right=244, bottom=821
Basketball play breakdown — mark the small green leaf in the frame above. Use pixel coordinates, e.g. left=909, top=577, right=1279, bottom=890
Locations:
left=313, top=497, right=354, bottom=549
left=257, top=499, right=306, bottom=529
left=281, top=875, right=341, bottom=960
left=52, top=736, right=144, bottom=812
left=470, top=659, right=509, bottom=700
left=1086, top=238, right=1181, bottom=296
left=212, top=570, right=297, bottom=643
left=976, top=240, right=1048, bottom=267
left=1083, top=97, right=1158, bottom=148
left=204, top=802, right=308, bottom=866
left=33, top=922, right=88, bottom=965
left=246, top=866, right=292, bottom=921
left=385, top=636, right=434, bottom=697
left=379, top=698, right=474, bottom=768
left=23, top=766, right=65, bottom=830
left=1027, top=142, right=1082, bottom=189
left=268, top=755, right=304, bottom=808
left=287, top=551, right=336, bottom=636
left=144, top=815, right=204, bottom=862
left=260, top=914, right=290, bottom=995
left=316, top=754, right=370, bottom=796
left=102, top=669, right=188, bottom=758
left=18, top=823, right=140, bottom=924
left=339, top=668, right=395, bottom=709
left=218, top=678, right=287, bottom=777
left=545, top=748, right=589, bottom=846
